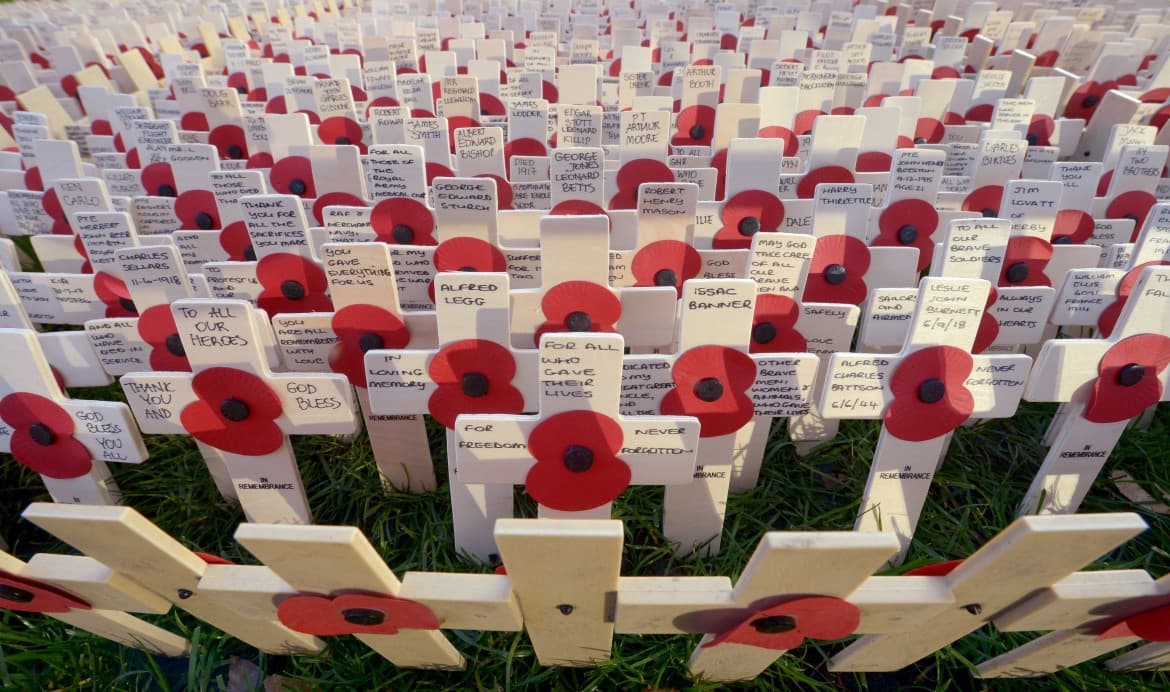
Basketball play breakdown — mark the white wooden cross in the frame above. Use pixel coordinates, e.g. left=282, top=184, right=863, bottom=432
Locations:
left=0, top=328, right=146, bottom=505
left=0, top=545, right=188, bottom=656
left=1018, top=264, right=1170, bottom=516
left=22, top=502, right=326, bottom=654
left=453, top=330, right=699, bottom=525
left=120, top=298, right=358, bottom=523
left=365, top=272, right=539, bottom=561
left=235, top=521, right=522, bottom=670
left=620, top=278, right=820, bottom=556
left=828, top=513, right=1148, bottom=674
left=975, top=566, right=1170, bottom=677
left=820, top=277, right=1032, bottom=563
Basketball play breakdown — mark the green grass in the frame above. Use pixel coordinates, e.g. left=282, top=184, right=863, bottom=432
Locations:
left=1, top=384, right=1169, bottom=690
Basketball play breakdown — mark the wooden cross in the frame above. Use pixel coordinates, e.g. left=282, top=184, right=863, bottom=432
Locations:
left=828, top=513, right=1148, bottom=673
left=234, top=520, right=522, bottom=670
left=365, top=272, right=539, bottom=561
left=119, top=298, right=358, bottom=523
left=976, top=566, right=1170, bottom=677
left=0, top=544, right=188, bottom=656
left=453, top=329, right=700, bottom=526
left=1018, top=264, right=1170, bottom=516
left=270, top=240, right=439, bottom=492
left=22, top=502, right=325, bottom=654
left=0, top=328, right=146, bottom=505
left=620, top=278, right=820, bottom=556
left=819, top=277, right=1031, bottom=563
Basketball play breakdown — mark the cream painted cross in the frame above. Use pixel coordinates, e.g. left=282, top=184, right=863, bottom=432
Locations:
left=234, top=521, right=522, bottom=670
left=120, top=298, right=358, bottom=524
left=0, top=328, right=146, bottom=505
left=271, top=241, right=439, bottom=492
left=365, top=272, right=539, bottom=561
left=1018, top=265, right=1170, bottom=516
left=829, top=513, right=1148, bottom=674
left=453, top=330, right=699, bottom=527
left=976, top=567, right=1170, bottom=677
left=0, top=545, right=188, bottom=656
left=509, top=213, right=678, bottom=350
left=22, top=502, right=325, bottom=655
left=819, top=277, right=1032, bottom=563
left=620, top=278, right=820, bottom=556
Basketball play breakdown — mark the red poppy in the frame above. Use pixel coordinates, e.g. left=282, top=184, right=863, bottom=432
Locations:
left=1034, top=50, right=1060, bottom=68
left=874, top=199, right=939, bottom=271
left=296, top=109, right=322, bottom=125
left=141, top=162, right=178, bottom=197
left=270, top=156, right=316, bottom=198
left=1026, top=115, right=1055, bottom=147
left=1097, top=602, right=1170, bottom=642
left=364, top=96, right=400, bottom=118
left=137, top=304, right=191, bottom=372
left=884, top=346, right=975, bottom=441
left=998, top=236, right=1053, bottom=287
left=312, top=192, right=366, bottom=226
left=961, top=185, right=1005, bottom=218
left=427, top=339, right=524, bottom=429
left=219, top=221, right=255, bottom=261
left=371, top=198, right=436, bottom=245
left=803, top=235, right=870, bottom=305
left=855, top=151, right=893, bottom=172
left=712, top=190, right=785, bottom=249
left=478, top=92, right=505, bottom=116
left=318, top=116, right=367, bottom=153
left=256, top=254, right=333, bottom=316
left=265, top=96, right=288, bottom=114
left=750, top=294, right=806, bottom=353
left=208, top=124, right=249, bottom=161
left=1052, top=209, right=1095, bottom=245
left=329, top=304, right=410, bottom=388
left=24, top=166, right=43, bottom=191
left=478, top=173, right=514, bottom=210
left=1098, top=262, right=1170, bottom=336
left=904, top=560, right=963, bottom=576
left=425, top=162, right=455, bottom=186
left=431, top=236, right=508, bottom=297
left=227, top=72, right=249, bottom=94
left=758, top=125, right=800, bottom=156
left=93, top=272, right=137, bottom=318
left=1082, top=334, right=1170, bottom=424
left=1064, top=81, right=1117, bottom=121
left=660, top=345, right=756, bottom=437
left=180, top=111, right=210, bottom=132
left=446, top=115, right=481, bottom=153
left=630, top=240, right=702, bottom=296
left=525, top=410, right=630, bottom=511
left=973, top=288, right=1001, bottom=354
left=1106, top=191, right=1157, bottom=240
left=608, top=158, right=674, bottom=210
left=534, top=281, right=621, bottom=344
left=964, top=103, right=995, bottom=123
left=179, top=366, right=284, bottom=455
left=176, top=190, right=222, bottom=230
left=793, top=109, right=825, bottom=136
left=703, top=596, right=859, bottom=651
left=550, top=200, right=608, bottom=216
left=1150, top=104, right=1170, bottom=132
left=672, top=104, right=716, bottom=147
left=247, top=152, right=274, bottom=169
left=914, top=117, right=946, bottom=144
left=796, top=166, right=855, bottom=200
left=931, top=66, right=962, bottom=79
left=278, top=591, right=439, bottom=636
left=0, top=392, right=92, bottom=479
left=0, top=570, right=90, bottom=613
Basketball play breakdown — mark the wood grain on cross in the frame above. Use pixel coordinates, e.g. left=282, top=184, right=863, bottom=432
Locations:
left=120, top=298, right=358, bottom=523
left=0, top=546, right=188, bottom=656
left=820, top=277, right=1031, bottom=562
left=365, top=272, right=539, bottom=561
left=453, top=330, right=699, bottom=522
left=271, top=240, right=439, bottom=492
left=0, top=328, right=146, bottom=504
left=621, top=278, right=820, bottom=556
left=1019, top=264, right=1170, bottom=515
left=22, top=503, right=325, bottom=654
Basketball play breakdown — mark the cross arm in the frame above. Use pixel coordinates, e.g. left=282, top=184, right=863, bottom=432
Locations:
left=1023, top=340, right=1110, bottom=402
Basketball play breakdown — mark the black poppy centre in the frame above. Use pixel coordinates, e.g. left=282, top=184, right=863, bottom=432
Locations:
left=694, top=377, right=725, bottom=402
left=897, top=224, right=918, bottom=244
left=461, top=372, right=490, bottom=398
left=823, top=264, right=848, bottom=285
left=750, top=614, right=796, bottom=634
left=752, top=321, right=777, bottom=344
left=220, top=398, right=250, bottom=422
left=565, top=311, right=592, bottom=331
left=392, top=223, right=415, bottom=243
left=917, top=378, right=946, bottom=404
left=341, top=607, right=385, bottom=625
left=1117, top=363, right=1146, bottom=387
left=165, top=333, right=186, bottom=357
left=738, top=216, right=761, bottom=237
left=281, top=280, right=307, bottom=300
left=1005, top=262, right=1030, bottom=284
left=28, top=422, right=56, bottom=446
left=562, top=444, right=594, bottom=473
